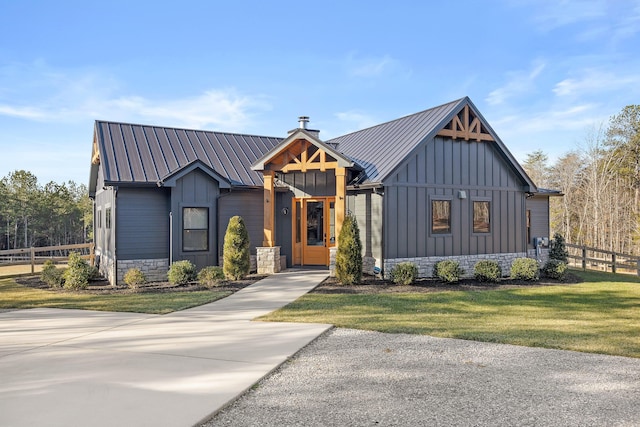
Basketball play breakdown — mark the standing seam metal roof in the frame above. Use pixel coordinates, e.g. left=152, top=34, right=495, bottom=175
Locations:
left=95, top=121, right=282, bottom=187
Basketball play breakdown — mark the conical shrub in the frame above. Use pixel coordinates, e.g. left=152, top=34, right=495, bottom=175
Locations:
left=335, top=214, right=362, bottom=285
left=223, top=215, right=251, bottom=280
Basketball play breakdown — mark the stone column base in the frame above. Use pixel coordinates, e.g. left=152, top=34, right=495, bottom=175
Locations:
left=257, top=246, right=281, bottom=274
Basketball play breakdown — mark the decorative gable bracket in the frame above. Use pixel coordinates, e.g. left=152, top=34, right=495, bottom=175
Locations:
left=437, top=105, right=495, bottom=142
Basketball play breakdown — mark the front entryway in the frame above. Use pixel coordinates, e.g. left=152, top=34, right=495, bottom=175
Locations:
left=292, top=197, right=335, bottom=265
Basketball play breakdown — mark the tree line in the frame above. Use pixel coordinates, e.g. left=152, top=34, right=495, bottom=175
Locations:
left=523, top=105, right=640, bottom=255
left=0, top=170, right=92, bottom=251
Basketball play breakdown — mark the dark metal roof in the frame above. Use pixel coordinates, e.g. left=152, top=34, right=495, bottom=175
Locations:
left=94, top=121, right=282, bottom=187
left=326, top=98, right=463, bottom=183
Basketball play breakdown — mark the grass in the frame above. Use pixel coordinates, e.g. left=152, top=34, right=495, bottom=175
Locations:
left=262, top=269, right=640, bottom=358
left=0, top=278, right=231, bottom=314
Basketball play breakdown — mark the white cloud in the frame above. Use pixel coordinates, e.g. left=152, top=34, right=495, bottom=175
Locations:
left=553, top=69, right=640, bottom=98
left=345, top=53, right=411, bottom=79
left=486, top=61, right=546, bottom=106
left=334, top=110, right=378, bottom=131
left=0, top=62, right=271, bottom=131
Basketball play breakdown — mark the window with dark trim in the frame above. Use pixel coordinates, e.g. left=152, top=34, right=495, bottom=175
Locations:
left=96, top=208, right=102, bottom=229
left=183, top=207, right=208, bottom=251
left=431, top=200, right=451, bottom=234
left=473, top=201, right=490, bottom=233
left=526, top=210, right=531, bottom=244
left=105, top=207, right=111, bottom=229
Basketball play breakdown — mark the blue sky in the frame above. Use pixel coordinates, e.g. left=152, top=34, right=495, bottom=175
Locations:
left=1, top=0, right=639, bottom=186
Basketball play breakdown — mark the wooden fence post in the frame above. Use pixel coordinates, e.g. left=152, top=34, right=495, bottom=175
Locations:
left=637, top=260, right=640, bottom=277
left=30, top=247, right=35, bottom=274
left=581, top=246, right=586, bottom=270
left=612, top=253, right=616, bottom=274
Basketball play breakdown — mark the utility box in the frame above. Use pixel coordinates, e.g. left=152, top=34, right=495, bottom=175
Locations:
left=534, top=237, right=549, bottom=248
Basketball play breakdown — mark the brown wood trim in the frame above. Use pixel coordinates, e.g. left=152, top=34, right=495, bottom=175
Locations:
left=437, top=105, right=495, bottom=142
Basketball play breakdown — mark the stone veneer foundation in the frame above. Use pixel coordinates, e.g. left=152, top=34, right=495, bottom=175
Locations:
left=256, top=247, right=281, bottom=274
left=383, top=252, right=529, bottom=280
left=116, top=258, right=169, bottom=284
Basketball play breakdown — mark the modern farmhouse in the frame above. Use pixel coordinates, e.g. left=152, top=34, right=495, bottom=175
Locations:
left=88, top=97, right=557, bottom=285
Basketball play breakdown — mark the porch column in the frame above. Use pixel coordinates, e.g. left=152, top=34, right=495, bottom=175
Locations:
left=263, top=170, right=275, bottom=247
left=335, top=167, right=346, bottom=245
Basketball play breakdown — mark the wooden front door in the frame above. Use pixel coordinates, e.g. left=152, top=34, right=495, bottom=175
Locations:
left=293, top=197, right=335, bottom=265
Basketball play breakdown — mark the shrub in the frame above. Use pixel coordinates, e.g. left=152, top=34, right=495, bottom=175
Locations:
left=198, top=266, right=225, bottom=288
left=168, top=260, right=197, bottom=285
left=433, top=260, right=464, bottom=283
left=41, top=260, right=65, bottom=288
left=63, top=252, right=91, bottom=290
left=510, top=257, right=539, bottom=281
left=549, top=232, right=569, bottom=263
left=391, top=262, right=418, bottom=285
left=473, top=260, right=502, bottom=283
left=335, top=215, right=363, bottom=285
left=123, top=268, right=147, bottom=289
left=542, top=259, right=567, bottom=280
left=223, top=216, right=251, bottom=280
left=88, top=265, right=101, bottom=281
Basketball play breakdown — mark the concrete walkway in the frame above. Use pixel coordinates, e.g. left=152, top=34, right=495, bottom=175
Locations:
left=0, top=269, right=331, bottom=427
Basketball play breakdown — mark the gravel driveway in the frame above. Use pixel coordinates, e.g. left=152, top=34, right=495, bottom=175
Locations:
left=204, top=328, right=640, bottom=427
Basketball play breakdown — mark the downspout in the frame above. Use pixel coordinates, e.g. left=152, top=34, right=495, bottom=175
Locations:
left=169, top=211, right=173, bottom=265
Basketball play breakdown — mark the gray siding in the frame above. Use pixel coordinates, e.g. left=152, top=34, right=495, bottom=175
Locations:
left=218, top=190, right=264, bottom=256
left=347, top=190, right=383, bottom=265
left=526, top=195, right=550, bottom=247
left=116, top=188, right=170, bottom=260
left=275, top=191, right=294, bottom=267
left=170, top=169, right=220, bottom=270
left=280, top=171, right=336, bottom=197
left=384, top=136, right=528, bottom=259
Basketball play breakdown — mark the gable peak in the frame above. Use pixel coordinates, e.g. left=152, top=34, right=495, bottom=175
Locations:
left=437, top=103, right=495, bottom=142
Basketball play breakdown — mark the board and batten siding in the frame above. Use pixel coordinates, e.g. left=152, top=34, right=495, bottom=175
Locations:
left=384, top=136, right=528, bottom=259
left=115, top=188, right=170, bottom=260
left=525, top=195, right=551, bottom=247
left=170, top=169, right=220, bottom=270
left=218, top=190, right=264, bottom=256
left=347, top=190, right=383, bottom=266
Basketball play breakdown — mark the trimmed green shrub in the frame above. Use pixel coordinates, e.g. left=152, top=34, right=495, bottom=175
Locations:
left=542, top=259, right=568, bottom=280
left=198, top=266, right=225, bottom=288
left=473, top=260, right=502, bottom=283
left=41, top=260, right=65, bottom=288
left=335, top=215, right=363, bottom=285
left=511, top=257, right=539, bottom=281
left=223, top=216, right=251, bottom=280
left=549, top=232, right=569, bottom=263
left=63, top=252, right=91, bottom=290
left=433, top=260, right=464, bottom=283
left=168, top=260, right=197, bottom=285
left=391, top=262, right=418, bottom=285
left=123, top=268, right=147, bottom=289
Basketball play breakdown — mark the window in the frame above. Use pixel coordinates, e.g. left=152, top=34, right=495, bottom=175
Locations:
left=96, top=208, right=102, bottom=229
left=473, top=201, right=490, bottom=233
left=431, top=200, right=451, bottom=234
left=183, top=207, right=208, bottom=251
left=105, top=207, right=111, bottom=229
left=526, top=210, right=531, bottom=244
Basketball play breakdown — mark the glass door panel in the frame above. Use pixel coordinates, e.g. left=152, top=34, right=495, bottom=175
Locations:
left=306, top=201, right=324, bottom=246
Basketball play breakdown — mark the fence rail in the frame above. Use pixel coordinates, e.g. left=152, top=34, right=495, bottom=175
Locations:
left=0, top=243, right=95, bottom=274
left=565, top=243, right=640, bottom=275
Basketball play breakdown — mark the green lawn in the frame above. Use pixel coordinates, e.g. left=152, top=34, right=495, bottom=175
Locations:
left=0, top=278, right=230, bottom=314
left=261, top=270, right=640, bottom=358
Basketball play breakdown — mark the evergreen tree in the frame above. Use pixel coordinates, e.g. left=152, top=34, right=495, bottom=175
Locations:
left=549, top=232, right=569, bottom=263
left=223, top=216, right=251, bottom=280
left=335, top=214, right=362, bottom=285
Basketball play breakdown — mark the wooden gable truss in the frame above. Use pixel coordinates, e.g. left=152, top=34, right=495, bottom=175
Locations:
left=437, top=104, right=495, bottom=142
left=267, top=140, right=339, bottom=173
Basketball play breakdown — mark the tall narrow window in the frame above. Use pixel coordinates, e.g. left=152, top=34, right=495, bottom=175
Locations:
left=105, top=207, right=111, bottom=229
left=96, top=208, right=102, bottom=229
left=526, top=210, right=531, bottom=244
left=431, top=200, right=451, bottom=234
left=183, top=207, right=208, bottom=251
left=473, top=201, right=490, bottom=233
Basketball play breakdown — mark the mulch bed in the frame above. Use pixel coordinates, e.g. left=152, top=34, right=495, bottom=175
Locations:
left=15, top=272, right=582, bottom=296
left=311, top=273, right=583, bottom=294
left=15, top=275, right=267, bottom=295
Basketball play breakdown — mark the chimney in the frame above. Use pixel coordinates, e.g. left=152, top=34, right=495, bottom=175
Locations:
left=298, top=116, right=309, bottom=129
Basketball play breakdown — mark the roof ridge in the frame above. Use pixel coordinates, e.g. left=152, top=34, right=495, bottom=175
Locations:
left=327, top=97, right=466, bottom=142
left=94, top=119, right=282, bottom=140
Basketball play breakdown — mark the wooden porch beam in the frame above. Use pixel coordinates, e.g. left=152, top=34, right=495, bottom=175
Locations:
left=335, top=167, right=347, bottom=246
left=262, top=170, right=275, bottom=247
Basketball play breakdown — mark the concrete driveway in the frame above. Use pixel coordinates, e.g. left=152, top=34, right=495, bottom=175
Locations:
left=0, top=270, right=331, bottom=427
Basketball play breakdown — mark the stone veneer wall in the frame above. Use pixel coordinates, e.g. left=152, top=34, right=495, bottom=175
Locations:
left=256, top=247, right=281, bottom=274
left=383, top=252, right=528, bottom=280
left=117, top=258, right=169, bottom=284
left=528, top=248, right=550, bottom=264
